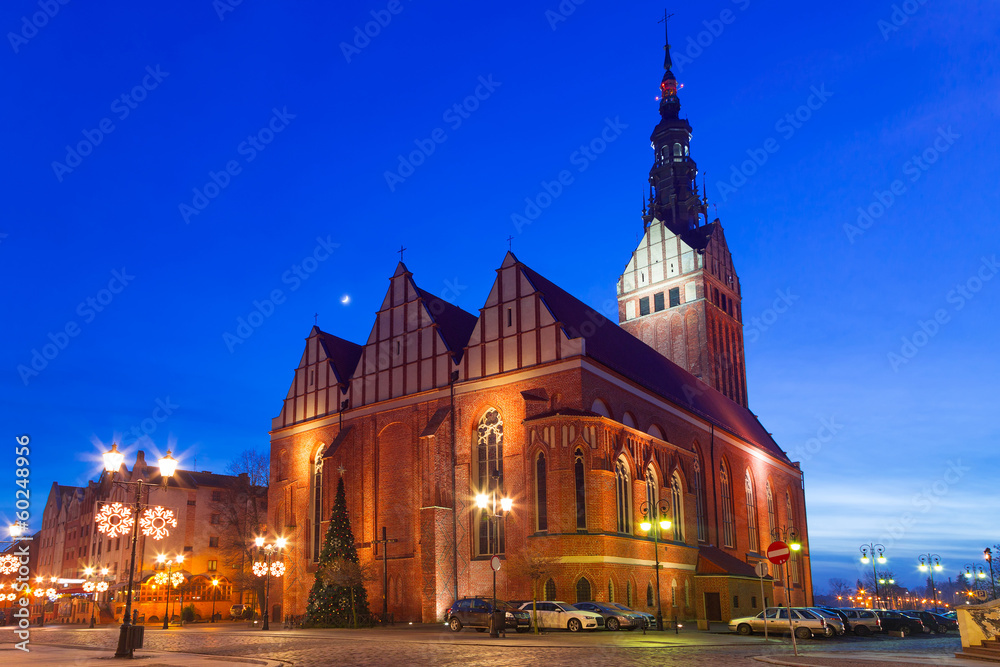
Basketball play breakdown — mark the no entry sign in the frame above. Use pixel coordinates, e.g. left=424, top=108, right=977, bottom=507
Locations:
left=767, top=541, right=790, bottom=565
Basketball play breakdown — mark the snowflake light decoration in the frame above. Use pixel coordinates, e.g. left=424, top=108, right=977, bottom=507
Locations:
left=0, top=554, right=18, bottom=574
left=140, top=506, right=177, bottom=540
left=154, top=571, right=169, bottom=585
left=252, top=561, right=268, bottom=577
left=5, top=593, right=15, bottom=601
left=96, top=502, right=134, bottom=539
left=171, top=572, right=185, bottom=588
left=96, top=582, right=109, bottom=592
left=32, top=588, right=44, bottom=598
left=83, top=581, right=96, bottom=593
left=270, top=561, right=285, bottom=577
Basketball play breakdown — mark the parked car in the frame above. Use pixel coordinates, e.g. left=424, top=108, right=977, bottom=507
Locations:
left=807, top=608, right=846, bottom=635
left=516, top=601, right=604, bottom=632
left=445, top=597, right=531, bottom=633
left=839, top=608, right=882, bottom=636
left=729, top=607, right=830, bottom=639
left=901, top=610, right=956, bottom=634
left=573, top=601, right=640, bottom=631
left=229, top=604, right=247, bottom=619
left=873, top=609, right=925, bottom=636
left=816, top=606, right=853, bottom=634
left=605, top=602, right=658, bottom=630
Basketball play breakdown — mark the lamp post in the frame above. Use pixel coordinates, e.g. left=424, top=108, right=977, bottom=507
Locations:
left=917, top=554, right=943, bottom=611
left=965, top=564, right=988, bottom=601
left=770, top=526, right=802, bottom=606
left=638, top=499, right=671, bottom=632
left=985, top=549, right=997, bottom=601
left=252, top=536, right=286, bottom=631
left=211, top=579, right=219, bottom=623
left=877, top=576, right=896, bottom=609
left=476, top=467, right=511, bottom=639
left=859, top=543, right=887, bottom=609
left=155, top=554, right=184, bottom=629
left=101, top=443, right=178, bottom=658
left=83, top=567, right=99, bottom=628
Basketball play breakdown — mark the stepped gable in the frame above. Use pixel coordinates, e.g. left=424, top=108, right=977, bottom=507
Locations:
left=519, top=260, right=788, bottom=463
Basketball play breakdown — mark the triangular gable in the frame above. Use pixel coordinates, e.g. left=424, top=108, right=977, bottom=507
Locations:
left=272, top=327, right=361, bottom=430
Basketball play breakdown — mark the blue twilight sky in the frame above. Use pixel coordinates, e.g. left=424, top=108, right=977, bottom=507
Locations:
left=2, top=0, right=998, bottom=593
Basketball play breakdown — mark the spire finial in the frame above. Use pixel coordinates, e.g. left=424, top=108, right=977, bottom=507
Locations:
left=659, top=11, right=675, bottom=71
left=397, top=245, right=407, bottom=262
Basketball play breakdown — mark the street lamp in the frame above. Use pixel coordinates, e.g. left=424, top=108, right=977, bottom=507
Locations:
left=770, top=526, right=802, bottom=607
left=211, top=579, right=219, bottom=623
left=859, top=543, right=887, bottom=609
left=252, top=536, right=286, bottom=631
left=476, top=467, right=511, bottom=639
left=965, top=564, right=988, bottom=600
left=155, top=554, right=185, bottom=629
left=917, top=554, right=943, bottom=611
left=83, top=567, right=99, bottom=629
left=101, top=443, right=178, bottom=658
left=638, top=499, right=671, bottom=632
left=985, top=549, right=997, bottom=601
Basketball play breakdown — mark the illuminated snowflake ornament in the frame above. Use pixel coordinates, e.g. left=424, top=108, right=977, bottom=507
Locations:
left=5, top=593, right=14, bottom=601
left=270, top=561, right=285, bottom=577
left=96, top=582, right=109, bottom=592
left=171, top=572, right=185, bottom=588
left=96, top=502, right=134, bottom=539
left=154, top=571, right=169, bottom=586
left=0, top=554, right=18, bottom=574
left=83, top=581, right=96, bottom=593
left=32, top=588, right=44, bottom=598
left=252, top=561, right=268, bottom=577
left=140, top=506, right=177, bottom=540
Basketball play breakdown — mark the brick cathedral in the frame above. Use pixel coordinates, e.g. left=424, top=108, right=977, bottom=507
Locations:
left=268, top=29, right=812, bottom=627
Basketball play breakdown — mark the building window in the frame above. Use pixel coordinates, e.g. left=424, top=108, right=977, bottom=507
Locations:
left=477, top=409, right=505, bottom=556
left=766, top=482, right=777, bottom=540
left=645, top=465, right=657, bottom=524
left=187, top=500, right=196, bottom=506
left=647, top=583, right=654, bottom=607
left=212, top=491, right=222, bottom=502
left=576, top=577, right=591, bottom=603
left=720, top=462, right=735, bottom=548
left=615, top=457, right=632, bottom=534
left=535, top=452, right=547, bottom=532
left=745, top=470, right=759, bottom=553
left=312, top=447, right=325, bottom=562
left=207, top=560, right=217, bottom=571
left=209, top=536, right=219, bottom=548
left=544, top=578, right=556, bottom=600
left=574, top=449, right=586, bottom=530
left=627, top=581, right=633, bottom=608
left=639, top=297, right=650, bottom=316
left=751, top=596, right=757, bottom=608
left=693, top=458, right=707, bottom=542
left=733, top=595, right=739, bottom=608
left=669, top=287, right=680, bottom=308
left=210, top=514, right=221, bottom=525
left=654, top=292, right=665, bottom=312
left=609, top=579, right=615, bottom=603
left=671, top=472, right=684, bottom=542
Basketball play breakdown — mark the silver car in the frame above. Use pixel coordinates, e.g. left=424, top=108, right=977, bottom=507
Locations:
left=606, top=603, right=657, bottom=630
left=807, top=607, right=846, bottom=635
left=841, top=608, right=882, bottom=636
left=729, top=607, right=831, bottom=639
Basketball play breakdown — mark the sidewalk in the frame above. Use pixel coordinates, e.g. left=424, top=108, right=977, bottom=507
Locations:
left=16, top=643, right=284, bottom=666
left=754, top=651, right=971, bottom=666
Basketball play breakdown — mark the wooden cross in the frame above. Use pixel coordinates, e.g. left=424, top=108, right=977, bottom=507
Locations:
left=356, top=526, right=398, bottom=620
left=397, top=245, right=407, bottom=262
left=507, top=235, right=514, bottom=251
left=314, top=313, right=319, bottom=326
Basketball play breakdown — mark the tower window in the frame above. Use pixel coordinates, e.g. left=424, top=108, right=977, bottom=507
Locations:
left=575, top=449, right=587, bottom=530
left=506, top=307, right=512, bottom=328
left=654, top=292, right=665, bottom=312
left=639, top=297, right=650, bottom=317
left=669, top=288, right=680, bottom=308
left=673, top=143, right=682, bottom=157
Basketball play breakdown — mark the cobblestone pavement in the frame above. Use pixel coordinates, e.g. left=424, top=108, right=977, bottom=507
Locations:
left=23, top=625, right=962, bottom=667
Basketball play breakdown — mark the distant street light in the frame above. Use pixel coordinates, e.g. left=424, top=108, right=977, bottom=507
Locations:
left=917, top=554, right=943, bottom=611
left=860, top=543, right=888, bottom=609
left=985, top=549, right=997, bottom=601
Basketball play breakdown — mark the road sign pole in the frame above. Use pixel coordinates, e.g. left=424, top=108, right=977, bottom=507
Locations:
left=786, top=560, right=797, bottom=656
left=755, top=562, right=768, bottom=643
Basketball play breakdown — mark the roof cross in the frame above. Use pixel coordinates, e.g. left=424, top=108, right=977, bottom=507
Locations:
left=397, top=245, right=407, bottom=262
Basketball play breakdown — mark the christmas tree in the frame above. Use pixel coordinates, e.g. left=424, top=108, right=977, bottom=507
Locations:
left=304, top=477, right=371, bottom=627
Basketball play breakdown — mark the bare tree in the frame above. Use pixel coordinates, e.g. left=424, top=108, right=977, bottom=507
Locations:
left=509, top=544, right=557, bottom=634
left=828, top=578, right=852, bottom=605
left=212, top=449, right=268, bottom=617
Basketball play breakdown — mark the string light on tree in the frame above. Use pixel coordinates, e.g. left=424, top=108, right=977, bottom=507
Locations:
left=140, top=506, right=177, bottom=540
left=96, top=502, right=134, bottom=539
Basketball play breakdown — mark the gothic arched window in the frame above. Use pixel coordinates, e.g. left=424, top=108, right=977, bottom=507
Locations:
left=476, top=409, right=505, bottom=556
left=535, top=452, right=547, bottom=532
left=574, top=449, right=586, bottom=530
left=787, top=491, right=800, bottom=584
left=544, top=578, right=556, bottom=600
left=766, top=482, right=777, bottom=542
left=693, top=458, right=707, bottom=542
left=311, top=446, right=325, bottom=561
left=720, top=461, right=735, bottom=548
left=645, top=465, right=658, bottom=521
left=673, top=142, right=683, bottom=157
left=615, top=457, right=632, bottom=534
left=745, top=470, right=759, bottom=553
left=608, top=579, right=615, bottom=603
left=576, top=577, right=592, bottom=603
left=646, top=582, right=654, bottom=607
left=671, top=472, right=684, bottom=542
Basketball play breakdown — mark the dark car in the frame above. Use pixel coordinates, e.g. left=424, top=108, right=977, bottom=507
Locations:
left=573, top=601, right=640, bottom=631
left=445, top=597, right=531, bottom=633
left=816, top=606, right=853, bottom=634
left=902, top=610, right=957, bottom=634
left=873, top=609, right=924, bottom=636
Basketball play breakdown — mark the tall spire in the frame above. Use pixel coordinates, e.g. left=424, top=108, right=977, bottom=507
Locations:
left=658, top=11, right=681, bottom=120
left=661, top=11, right=674, bottom=71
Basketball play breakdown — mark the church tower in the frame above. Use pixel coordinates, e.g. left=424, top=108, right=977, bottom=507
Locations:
left=618, top=22, right=749, bottom=407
